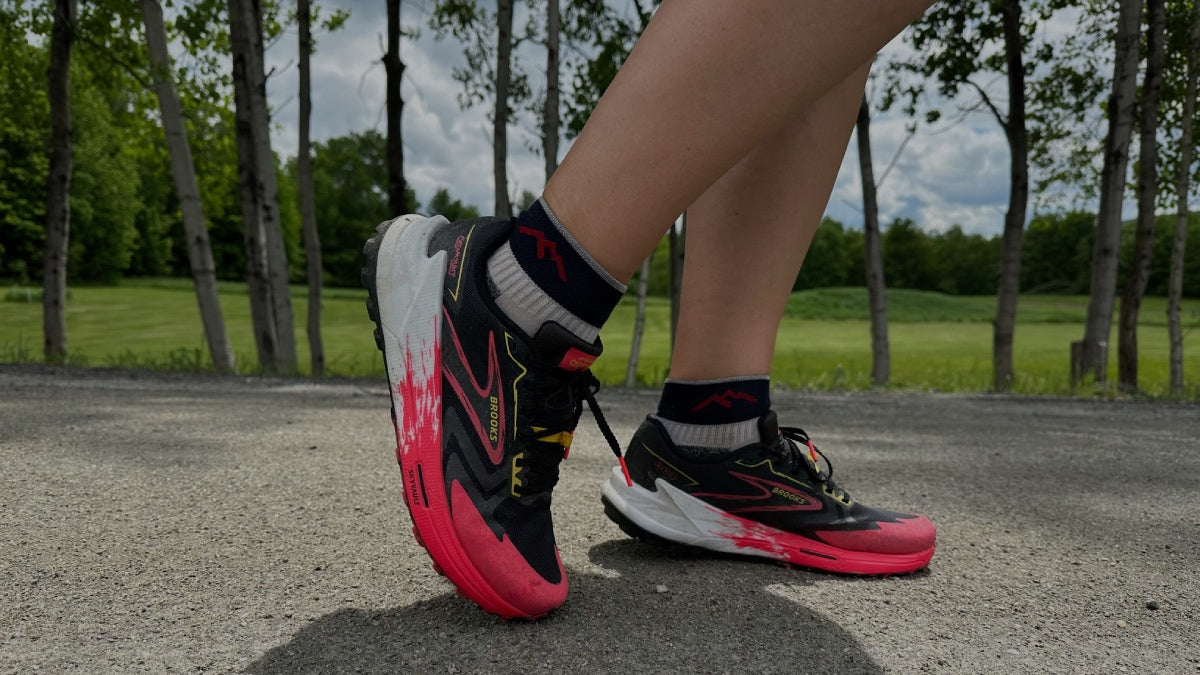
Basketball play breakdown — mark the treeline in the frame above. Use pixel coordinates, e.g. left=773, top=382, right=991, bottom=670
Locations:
left=779, top=213, right=1200, bottom=298
left=1, top=0, right=1198, bottom=392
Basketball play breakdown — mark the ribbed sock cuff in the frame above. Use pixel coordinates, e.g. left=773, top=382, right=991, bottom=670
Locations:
left=507, top=198, right=625, bottom=328
left=657, top=377, right=771, bottom=425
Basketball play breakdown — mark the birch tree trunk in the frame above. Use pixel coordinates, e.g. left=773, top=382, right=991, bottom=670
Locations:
left=1168, top=0, right=1200, bottom=395
left=494, top=0, right=514, bottom=218
left=384, top=0, right=409, bottom=217
left=856, top=95, right=889, bottom=387
left=142, top=0, right=236, bottom=374
left=1118, top=0, right=1166, bottom=393
left=229, top=0, right=297, bottom=373
left=543, top=0, right=560, bottom=181
left=668, top=214, right=685, bottom=350
left=42, top=0, right=76, bottom=361
left=992, top=0, right=1029, bottom=392
left=298, top=0, right=324, bottom=376
left=1079, top=0, right=1143, bottom=383
left=625, top=257, right=650, bottom=387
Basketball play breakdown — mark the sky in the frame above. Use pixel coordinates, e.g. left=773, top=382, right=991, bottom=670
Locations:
left=260, top=2, right=1127, bottom=237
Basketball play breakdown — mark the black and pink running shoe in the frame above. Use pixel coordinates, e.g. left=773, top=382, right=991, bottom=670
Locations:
left=363, top=214, right=624, bottom=619
left=602, top=412, right=936, bottom=575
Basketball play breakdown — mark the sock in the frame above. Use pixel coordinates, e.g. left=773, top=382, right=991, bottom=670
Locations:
left=488, top=197, right=626, bottom=344
left=654, top=377, right=771, bottom=458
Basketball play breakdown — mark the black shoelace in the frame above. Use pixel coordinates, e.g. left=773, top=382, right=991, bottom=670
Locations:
left=515, top=368, right=628, bottom=499
left=772, top=427, right=851, bottom=504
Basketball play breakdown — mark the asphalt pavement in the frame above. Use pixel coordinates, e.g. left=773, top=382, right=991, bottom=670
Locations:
left=1, top=364, right=1197, bottom=674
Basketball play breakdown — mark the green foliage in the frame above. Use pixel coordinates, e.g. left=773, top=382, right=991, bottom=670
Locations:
left=794, top=217, right=857, bottom=290
left=0, top=18, right=49, bottom=282
left=882, top=218, right=937, bottom=291
left=67, top=67, right=143, bottom=282
left=930, top=225, right=1002, bottom=295
left=430, top=0, right=532, bottom=113
left=427, top=187, right=481, bottom=222
left=289, top=130, right=389, bottom=287
left=561, top=0, right=649, bottom=137
left=1021, top=211, right=1096, bottom=293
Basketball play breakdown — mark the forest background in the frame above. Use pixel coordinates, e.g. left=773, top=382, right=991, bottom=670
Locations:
left=1, top=0, right=1199, bottom=398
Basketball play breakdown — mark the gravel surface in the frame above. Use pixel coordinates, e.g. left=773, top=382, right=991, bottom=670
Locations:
left=1, top=364, right=1197, bottom=674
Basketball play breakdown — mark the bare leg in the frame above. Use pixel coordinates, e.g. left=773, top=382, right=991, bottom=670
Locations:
left=545, top=0, right=934, bottom=282
left=669, top=63, right=871, bottom=381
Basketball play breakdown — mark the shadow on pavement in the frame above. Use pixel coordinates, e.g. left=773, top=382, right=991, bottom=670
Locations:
left=246, top=540, right=889, bottom=674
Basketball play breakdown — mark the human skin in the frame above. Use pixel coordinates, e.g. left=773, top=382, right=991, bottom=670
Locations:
left=544, top=0, right=935, bottom=284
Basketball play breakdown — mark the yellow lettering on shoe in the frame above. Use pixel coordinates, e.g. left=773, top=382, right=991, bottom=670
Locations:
left=488, top=396, right=500, bottom=443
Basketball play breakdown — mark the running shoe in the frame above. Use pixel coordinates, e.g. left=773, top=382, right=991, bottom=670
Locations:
left=363, top=214, right=624, bottom=619
left=602, top=412, right=935, bottom=574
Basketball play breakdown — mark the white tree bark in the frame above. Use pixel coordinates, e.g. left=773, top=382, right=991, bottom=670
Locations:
left=229, top=0, right=297, bottom=373
left=1079, top=0, right=1143, bottom=383
left=142, top=0, right=236, bottom=374
left=1168, top=1, right=1200, bottom=395
left=298, top=0, right=324, bottom=376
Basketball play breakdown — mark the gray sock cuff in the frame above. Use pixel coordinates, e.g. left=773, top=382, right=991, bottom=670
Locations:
left=653, top=414, right=762, bottom=451
left=488, top=244, right=601, bottom=343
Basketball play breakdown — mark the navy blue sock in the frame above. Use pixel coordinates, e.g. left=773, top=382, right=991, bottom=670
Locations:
left=655, top=377, right=772, bottom=456
left=488, top=198, right=625, bottom=343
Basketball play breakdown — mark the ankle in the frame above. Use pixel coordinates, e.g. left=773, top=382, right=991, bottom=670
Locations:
left=488, top=198, right=625, bottom=344
left=655, top=377, right=771, bottom=456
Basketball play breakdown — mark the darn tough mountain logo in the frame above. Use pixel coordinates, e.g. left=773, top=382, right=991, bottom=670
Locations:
left=518, top=226, right=567, bottom=281
left=692, top=390, right=758, bottom=412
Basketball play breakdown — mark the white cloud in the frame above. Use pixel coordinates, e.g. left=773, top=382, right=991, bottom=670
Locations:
left=261, top=2, right=1132, bottom=235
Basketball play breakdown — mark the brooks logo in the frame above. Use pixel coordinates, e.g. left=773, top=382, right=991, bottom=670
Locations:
left=488, top=396, right=500, bottom=443
left=447, top=235, right=466, bottom=278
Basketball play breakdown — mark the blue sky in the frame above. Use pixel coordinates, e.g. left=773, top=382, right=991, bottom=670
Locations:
left=262, top=2, right=1135, bottom=237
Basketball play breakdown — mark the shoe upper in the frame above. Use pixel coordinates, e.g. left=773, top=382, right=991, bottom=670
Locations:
left=429, top=217, right=604, bottom=584
left=622, top=412, right=935, bottom=555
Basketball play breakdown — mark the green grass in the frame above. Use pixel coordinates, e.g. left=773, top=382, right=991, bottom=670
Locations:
left=2, top=282, right=1198, bottom=398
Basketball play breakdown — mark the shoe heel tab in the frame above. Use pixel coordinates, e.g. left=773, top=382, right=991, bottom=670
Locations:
left=532, top=323, right=602, bottom=372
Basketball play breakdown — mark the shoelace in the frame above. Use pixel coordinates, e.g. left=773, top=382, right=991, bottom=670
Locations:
left=516, top=368, right=630, bottom=498
left=774, top=426, right=851, bottom=503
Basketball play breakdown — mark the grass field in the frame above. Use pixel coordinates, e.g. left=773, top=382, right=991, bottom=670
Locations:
left=3, top=279, right=1199, bottom=399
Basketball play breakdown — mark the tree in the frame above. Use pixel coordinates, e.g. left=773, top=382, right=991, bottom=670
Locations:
left=1021, top=211, right=1095, bottom=293
left=887, top=0, right=1051, bottom=390
left=431, top=0, right=527, bottom=218
left=793, top=217, right=853, bottom=290
left=1168, top=0, right=1200, bottom=394
left=427, top=186, right=479, bottom=222
left=0, top=11, right=49, bottom=284
left=856, top=94, right=889, bottom=386
left=1118, top=0, right=1167, bottom=392
left=142, top=0, right=235, bottom=373
left=625, top=257, right=649, bottom=387
left=43, top=0, right=76, bottom=361
left=384, top=0, right=410, bottom=217
left=229, top=0, right=297, bottom=373
left=883, top=218, right=935, bottom=290
left=494, top=0, right=514, bottom=217
left=1079, top=0, right=1143, bottom=383
left=293, top=130, right=398, bottom=287
left=298, top=0, right=324, bottom=376
left=543, top=0, right=560, bottom=180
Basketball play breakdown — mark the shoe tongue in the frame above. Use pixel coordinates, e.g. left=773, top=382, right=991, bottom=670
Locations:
left=757, top=411, right=781, bottom=443
left=531, top=323, right=603, bottom=372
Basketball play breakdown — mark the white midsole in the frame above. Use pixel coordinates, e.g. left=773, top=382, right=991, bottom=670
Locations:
left=375, top=214, right=450, bottom=448
left=601, top=467, right=778, bottom=561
